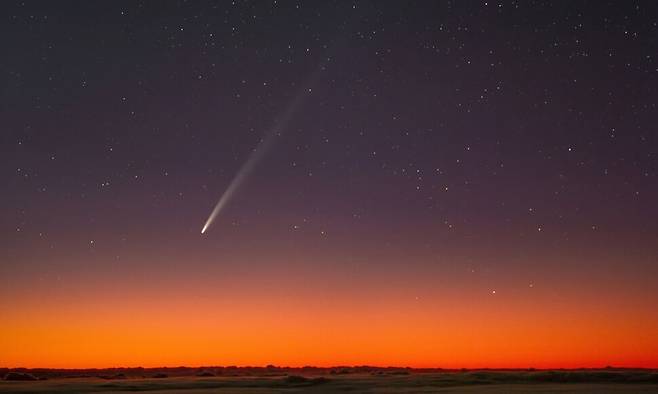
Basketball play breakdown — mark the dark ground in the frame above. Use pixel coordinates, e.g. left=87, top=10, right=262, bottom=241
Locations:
left=2, top=367, right=658, bottom=393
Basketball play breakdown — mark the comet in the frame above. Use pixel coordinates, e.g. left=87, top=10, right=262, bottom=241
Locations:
left=201, top=67, right=325, bottom=234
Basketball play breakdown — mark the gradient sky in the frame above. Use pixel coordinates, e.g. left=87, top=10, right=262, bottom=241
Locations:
left=2, top=1, right=658, bottom=368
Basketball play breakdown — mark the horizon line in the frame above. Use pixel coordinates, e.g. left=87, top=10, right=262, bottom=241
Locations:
left=3, top=364, right=656, bottom=371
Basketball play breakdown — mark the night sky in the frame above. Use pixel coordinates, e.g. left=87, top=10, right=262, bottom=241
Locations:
left=2, top=1, right=658, bottom=368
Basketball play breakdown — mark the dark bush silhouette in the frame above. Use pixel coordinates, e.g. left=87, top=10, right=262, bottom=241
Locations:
left=99, top=373, right=126, bottom=380
left=330, top=368, right=351, bottom=375
left=283, top=375, right=329, bottom=385
left=4, top=372, right=38, bottom=381
left=196, top=371, right=215, bottom=377
left=284, top=375, right=309, bottom=384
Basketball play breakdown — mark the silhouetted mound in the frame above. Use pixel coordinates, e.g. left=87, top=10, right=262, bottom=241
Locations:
left=330, top=368, right=351, bottom=375
left=284, top=375, right=308, bottom=384
left=196, top=371, right=215, bottom=377
left=387, top=370, right=410, bottom=375
left=283, top=375, right=329, bottom=385
left=4, top=372, right=38, bottom=381
left=152, top=373, right=168, bottom=378
left=99, top=373, right=127, bottom=380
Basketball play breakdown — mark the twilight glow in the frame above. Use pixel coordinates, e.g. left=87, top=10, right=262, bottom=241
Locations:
left=2, top=1, right=658, bottom=371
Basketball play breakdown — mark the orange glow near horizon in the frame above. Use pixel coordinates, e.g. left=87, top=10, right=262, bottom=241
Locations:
left=2, top=258, right=657, bottom=369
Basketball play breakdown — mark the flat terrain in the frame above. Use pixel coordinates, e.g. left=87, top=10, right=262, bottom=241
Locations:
left=2, top=370, right=658, bottom=393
